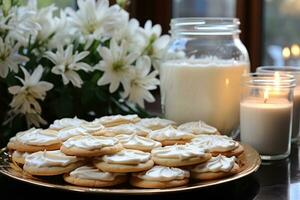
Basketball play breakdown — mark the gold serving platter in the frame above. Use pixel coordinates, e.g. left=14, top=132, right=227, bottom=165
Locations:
left=0, top=144, right=260, bottom=195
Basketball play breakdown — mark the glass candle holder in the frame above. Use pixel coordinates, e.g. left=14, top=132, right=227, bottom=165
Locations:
left=240, top=73, right=296, bottom=160
left=257, top=66, right=300, bottom=142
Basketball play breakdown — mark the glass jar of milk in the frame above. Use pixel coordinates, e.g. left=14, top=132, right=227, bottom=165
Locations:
left=160, top=18, right=250, bottom=136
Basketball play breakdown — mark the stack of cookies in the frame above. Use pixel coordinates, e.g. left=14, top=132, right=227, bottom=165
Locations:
left=7, top=115, right=244, bottom=189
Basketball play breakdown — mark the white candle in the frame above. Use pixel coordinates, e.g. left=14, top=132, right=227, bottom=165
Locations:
left=240, top=99, right=292, bottom=155
left=160, top=59, right=248, bottom=135
left=292, top=88, right=300, bottom=139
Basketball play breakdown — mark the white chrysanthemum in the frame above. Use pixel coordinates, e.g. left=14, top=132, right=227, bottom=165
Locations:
left=8, top=65, right=53, bottom=127
left=139, top=20, right=170, bottom=69
left=27, top=0, right=57, bottom=42
left=113, top=18, right=145, bottom=54
left=96, top=39, right=139, bottom=93
left=6, top=2, right=41, bottom=46
left=122, top=56, right=159, bottom=108
left=48, top=10, right=75, bottom=49
left=0, top=37, right=29, bottom=78
left=44, top=45, right=92, bottom=88
left=66, top=0, right=128, bottom=49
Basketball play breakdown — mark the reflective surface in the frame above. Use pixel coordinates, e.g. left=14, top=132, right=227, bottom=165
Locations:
left=1, top=144, right=300, bottom=199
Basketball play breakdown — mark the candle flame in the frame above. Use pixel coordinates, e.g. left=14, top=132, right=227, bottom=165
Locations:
left=225, top=78, right=229, bottom=86
left=282, top=47, right=291, bottom=59
left=264, top=89, right=269, bottom=103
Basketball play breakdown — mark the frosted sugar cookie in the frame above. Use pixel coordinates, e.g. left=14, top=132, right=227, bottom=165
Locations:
left=191, top=135, right=244, bottom=157
left=23, top=150, right=84, bottom=176
left=178, top=121, right=219, bottom=135
left=49, top=117, right=86, bottom=130
left=57, top=126, right=89, bottom=142
left=151, top=144, right=211, bottom=167
left=93, top=123, right=151, bottom=137
left=130, top=166, right=189, bottom=188
left=94, top=114, right=140, bottom=127
left=115, top=134, right=161, bottom=152
left=79, top=121, right=105, bottom=135
left=148, top=126, right=194, bottom=146
left=190, top=155, right=240, bottom=180
left=94, top=149, right=154, bottom=173
left=7, top=128, right=61, bottom=152
left=64, top=165, right=127, bottom=187
left=61, top=135, right=123, bottom=157
left=136, top=117, right=176, bottom=130
left=12, top=151, right=30, bottom=165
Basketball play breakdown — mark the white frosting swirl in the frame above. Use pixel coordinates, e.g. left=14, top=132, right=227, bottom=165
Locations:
left=115, top=134, right=161, bottom=150
left=191, top=135, right=238, bottom=152
left=15, top=128, right=59, bottom=146
left=80, top=121, right=104, bottom=133
left=102, top=149, right=150, bottom=165
left=70, top=166, right=124, bottom=181
left=58, top=126, right=89, bottom=141
left=95, top=114, right=140, bottom=126
left=151, top=144, right=206, bottom=160
left=191, top=155, right=236, bottom=173
left=136, top=117, right=176, bottom=130
left=148, top=126, right=194, bottom=141
left=50, top=117, right=86, bottom=130
left=178, top=121, right=217, bottom=135
left=24, top=150, right=80, bottom=167
left=101, top=124, right=151, bottom=136
left=136, top=166, right=190, bottom=181
left=63, top=135, right=118, bottom=150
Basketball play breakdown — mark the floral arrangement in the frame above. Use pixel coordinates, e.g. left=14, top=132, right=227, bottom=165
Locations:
left=0, top=0, right=170, bottom=141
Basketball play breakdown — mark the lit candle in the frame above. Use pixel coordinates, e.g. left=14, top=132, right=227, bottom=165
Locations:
left=240, top=73, right=295, bottom=160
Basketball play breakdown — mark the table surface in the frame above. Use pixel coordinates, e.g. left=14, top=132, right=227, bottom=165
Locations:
left=1, top=143, right=300, bottom=200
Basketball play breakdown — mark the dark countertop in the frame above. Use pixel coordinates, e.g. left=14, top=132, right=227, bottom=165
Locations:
left=1, top=143, right=300, bottom=200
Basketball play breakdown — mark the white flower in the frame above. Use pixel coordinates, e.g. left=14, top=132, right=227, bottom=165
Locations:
left=0, top=37, right=29, bottom=78
left=122, top=56, right=159, bottom=108
left=44, top=45, right=92, bottom=88
left=6, top=3, right=41, bottom=46
left=8, top=65, right=53, bottom=127
left=96, top=39, right=139, bottom=93
left=48, top=10, right=75, bottom=49
left=139, top=20, right=170, bottom=69
left=66, top=0, right=128, bottom=49
left=113, top=18, right=145, bottom=54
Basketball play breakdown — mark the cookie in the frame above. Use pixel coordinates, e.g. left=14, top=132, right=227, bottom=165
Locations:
left=151, top=144, right=211, bottom=167
left=7, top=128, right=61, bottom=152
left=136, top=117, right=176, bottom=130
left=130, top=166, right=189, bottom=188
left=191, top=135, right=244, bottom=157
left=49, top=117, right=86, bottom=130
left=64, top=165, right=127, bottom=187
left=12, top=151, right=30, bottom=165
left=94, top=114, right=140, bottom=127
left=93, top=123, right=151, bottom=137
left=94, top=149, right=154, bottom=173
left=115, top=134, right=161, bottom=152
left=23, top=150, right=84, bottom=176
left=61, top=135, right=123, bottom=157
left=178, top=121, right=219, bottom=135
left=57, top=126, right=90, bottom=142
left=190, top=155, right=240, bottom=180
left=79, top=121, right=105, bottom=135
left=148, top=126, right=194, bottom=146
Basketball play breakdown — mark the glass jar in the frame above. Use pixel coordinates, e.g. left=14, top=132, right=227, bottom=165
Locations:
left=256, top=66, right=300, bottom=142
left=240, top=73, right=295, bottom=160
left=160, top=18, right=250, bottom=136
